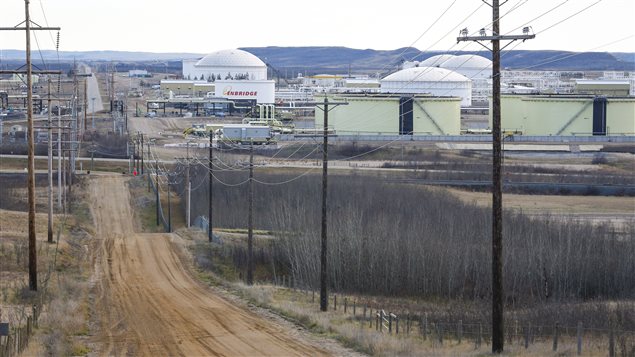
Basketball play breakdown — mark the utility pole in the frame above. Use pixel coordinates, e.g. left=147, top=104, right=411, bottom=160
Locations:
left=131, top=139, right=136, bottom=173
left=141, top=133, right=144, bottom=175
left=156, top=159, right=160, bottom=226
left=320, top=98, right=328, bottom=311
left=186, top=142, right=191, bottom=228
left=83, top=78, right=87, bottom=132
left=247, top=140, right=254, bottom=285
left=47, top=78, right=53, bottom=243
left=57, top=105, right=62, bottom=209
left=135, top=131, right=141, bottom=173
left=314, top=97, right=347, bottom=312
left=24, top=0, right=37, bottom=291
left=457, top=2, right=534, bottom=353
left=167, top=177, right=172, bottom=233
left=91, top=97, right=95, bottom=129
left=208, top=132, right=213, bottom=242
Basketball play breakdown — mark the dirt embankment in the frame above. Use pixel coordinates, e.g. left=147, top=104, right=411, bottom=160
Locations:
left=88, top=175, right=330, bottom=356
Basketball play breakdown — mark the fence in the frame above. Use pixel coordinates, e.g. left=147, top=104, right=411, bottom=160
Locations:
left=0, top=305, right=42, bottom=357
left=270, top=275, right=634, bottom=356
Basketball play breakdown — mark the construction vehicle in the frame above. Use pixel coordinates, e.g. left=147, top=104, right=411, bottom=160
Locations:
left=183, top=123, right=207, bottom=138
left=183, top=123, right=224, bottom=138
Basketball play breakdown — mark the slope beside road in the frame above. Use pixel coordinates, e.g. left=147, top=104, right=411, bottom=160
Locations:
left=88, top=175, right=331, bottom=356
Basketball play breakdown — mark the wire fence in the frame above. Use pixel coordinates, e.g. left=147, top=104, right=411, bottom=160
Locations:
left=0, top=304, right=42, bottom=357
left=271, top=275, right=635, bottom=356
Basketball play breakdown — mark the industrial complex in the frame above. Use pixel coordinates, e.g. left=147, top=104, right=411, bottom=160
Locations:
left=2, top=48, right=634, bottom=140
left=147, top=49, right=635, bottom=138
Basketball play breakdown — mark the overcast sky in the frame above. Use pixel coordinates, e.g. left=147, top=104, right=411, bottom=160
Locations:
left=1, top=0, right=633, bottom=54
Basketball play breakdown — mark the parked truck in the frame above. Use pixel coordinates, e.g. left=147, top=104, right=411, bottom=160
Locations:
left=219, top=124, right=274, bottom=145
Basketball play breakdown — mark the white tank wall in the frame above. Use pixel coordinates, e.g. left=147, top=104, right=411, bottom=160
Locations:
left=185, top=66, right=267, bottom=81
left=214, top=80, right=275, bottom=104
left=182, top=59, right=198, bottom=79
left=491, top=95, right=635, bottom=135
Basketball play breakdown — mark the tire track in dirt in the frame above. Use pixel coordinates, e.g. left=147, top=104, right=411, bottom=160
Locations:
left=88, top=175, right=330, bottom=356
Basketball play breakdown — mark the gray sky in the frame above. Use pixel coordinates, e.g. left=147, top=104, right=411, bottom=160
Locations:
left=1, top=0, right=633, bottom=53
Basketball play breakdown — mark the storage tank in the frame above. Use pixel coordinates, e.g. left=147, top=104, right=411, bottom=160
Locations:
left=380, top=67, right=472, bottom=107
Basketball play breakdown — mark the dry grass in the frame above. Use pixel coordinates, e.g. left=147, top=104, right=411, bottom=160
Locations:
left=230, top=283, right=631, bottom=356
left=0, top=177, right=95, bottom=356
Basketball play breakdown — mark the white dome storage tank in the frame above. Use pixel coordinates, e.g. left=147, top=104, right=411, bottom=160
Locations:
left=380, top=67, right=472, bottom=106
left=183, top=49, right=268, bottom=81
left=440, top=55, right=492, bottom=80
left=419, top=54, right=456, bottom=67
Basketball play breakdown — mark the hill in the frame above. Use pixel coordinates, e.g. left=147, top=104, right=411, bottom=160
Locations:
left=1, top=47, right=633, bottom=73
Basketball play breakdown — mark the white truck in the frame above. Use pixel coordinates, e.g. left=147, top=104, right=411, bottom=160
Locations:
left=220, top=124, right=274, bottom=145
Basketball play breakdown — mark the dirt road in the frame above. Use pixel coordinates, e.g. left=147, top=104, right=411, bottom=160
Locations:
left=88, top=175, right=329, bottom=356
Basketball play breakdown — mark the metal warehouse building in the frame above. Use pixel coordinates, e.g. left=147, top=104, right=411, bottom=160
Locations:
left=492, top=95, right=635, bottom=136
left=315, top=94, right=461, bottom=135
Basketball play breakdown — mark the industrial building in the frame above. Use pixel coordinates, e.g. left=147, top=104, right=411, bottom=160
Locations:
left=493, top=95, right=635, bottom=136
left=380, top=67, right=472, bottom=107
left=315, top=94, right=461, bottom=135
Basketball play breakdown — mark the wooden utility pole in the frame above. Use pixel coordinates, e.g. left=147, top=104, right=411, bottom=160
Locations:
left=314, top=97, right=347, bottom=312
left=0, top=15, right=61, bottom=248
left=457, top=2, right=534, bottom=353
left=155, top=159, right=160, bottom=226
left=140, top=133, right=144, bottom=175
left=208, top=132, right=213, bottom=242
left=24, top=0, right=37, bottom=291
left=47, top=79, right=53, bottom=243
left=167, top=178, right=172, bottom=233
left=247, top=141, right=254, bottom=285
left=57, top=105, right=62, bottom=210
left=83, top=78, right=87, bottom=132
left=186, top=142, right=191, bottom=228
left=320, top=98, right=329, bottom=311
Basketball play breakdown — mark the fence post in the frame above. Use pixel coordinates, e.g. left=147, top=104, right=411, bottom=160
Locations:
left=363, top=305, right=366, bottom=319
left=476, top=323, right=482, bottom=349
left=353, top=300, right=356, bottom=316
left=437, top=323, right=443, bottom=345
left=396, top=315, right=399, bottom=335
left=370, top=308, right=373, bottom=329
left=608, top=325, right=615, bottom=357
left=389, top=313, right=393, bottom=334
left=420, top=315, right=427, bottom=340
left=577, top=321, right=582, bottom=356
left=553, top=322, right=559, bottom=352
left=406, top=313, right=410, bottom=334
left=32, top=305, right=38, bottom=328
left=524, top=323, right=530, bottom=349
left=333, top=294, right=337, bottom=311
left=344, top=297, right=347, bottom=313
left=376, top=312, right=380, bottom=332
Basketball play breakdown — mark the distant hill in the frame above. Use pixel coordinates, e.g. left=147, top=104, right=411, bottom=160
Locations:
left=241, top=47, right=635, bottom=73
left=0, top=49, right=202, bottom=62
left=1, top=47, right=633, bottom=73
